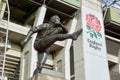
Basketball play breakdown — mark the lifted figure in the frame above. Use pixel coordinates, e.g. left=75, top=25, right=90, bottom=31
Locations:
left=21, top=15, right=82, bottom=75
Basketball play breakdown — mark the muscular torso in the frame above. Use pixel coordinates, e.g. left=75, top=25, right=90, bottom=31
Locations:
left=35, top=23, right=63, bottom=41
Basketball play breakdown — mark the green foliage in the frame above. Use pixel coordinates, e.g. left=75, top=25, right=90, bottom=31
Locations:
left=90, top=33, right=93, bottom=38
left=93, top=32, right=97, bottom=38
left=86, top=25, right=91, bottom=30
left=97, top=32, right=102, bottom=38
left=86, top=25, right=102, bottom=39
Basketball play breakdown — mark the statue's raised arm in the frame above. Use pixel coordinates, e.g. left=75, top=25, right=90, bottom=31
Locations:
left=20, top=24, right=49, bottom=47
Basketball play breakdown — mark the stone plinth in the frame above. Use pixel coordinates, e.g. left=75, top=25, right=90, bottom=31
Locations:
left=31, top=73, right=64, bottom=80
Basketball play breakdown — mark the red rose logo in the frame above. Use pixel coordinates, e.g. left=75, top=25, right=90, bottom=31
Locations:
left=86, top=14, right=101, bottom=32
left=86, top=14, right=102, bottom=38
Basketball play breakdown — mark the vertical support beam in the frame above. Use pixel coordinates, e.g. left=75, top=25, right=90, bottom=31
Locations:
left=81, top=0, right=110, bottom=80
left=19, top=5, right=47, bottom=80
left=19, top=52, right=25, bottom=80
left=0, top=1, right=6, bottom=19
left=119, top=49, right=120, bottom=74
left=30, top=5, right=47, bottom=77
left=65, top=18, right=77, bottom=80
left=33, top=5, right=47, bottom=26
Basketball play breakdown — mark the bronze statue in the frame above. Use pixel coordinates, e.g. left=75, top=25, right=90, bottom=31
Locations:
left=21, top=15, right=82, bottom=75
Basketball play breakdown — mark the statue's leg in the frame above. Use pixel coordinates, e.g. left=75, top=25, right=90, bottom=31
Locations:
left=70, top=29, right=83, bottom=40
left=56, top=29, right=82, bottom=41
left=33, top=49, right=49, bottom=75
left=33, top=29, right=82, bottom=75
left=37, top=52, right=48, bottom=72
left=34, top=29, right=82, bottom=52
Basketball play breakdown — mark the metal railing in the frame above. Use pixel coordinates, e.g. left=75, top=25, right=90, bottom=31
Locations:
left=0, top=0, right=10, bottom=80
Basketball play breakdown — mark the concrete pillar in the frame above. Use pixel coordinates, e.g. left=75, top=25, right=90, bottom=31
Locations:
left=110, top=64, right=120, bottom=80
left=30, top=5, right=47, bottom=77
left=74, top=0, right=110, bottom=80
left=19, top=5, right=47, bottom=80
left=73, top=10, right=84, bottom=80
left=118, top=49, right=120, bottom=75
left=0, top=1, right=6, bottom=19
left=64, top=18, right=78, bottom=80
left=31, top=73, right=64, bottom=80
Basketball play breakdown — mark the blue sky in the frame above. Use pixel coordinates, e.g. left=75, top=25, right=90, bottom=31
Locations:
left=102, top=0, right=120, bottom=9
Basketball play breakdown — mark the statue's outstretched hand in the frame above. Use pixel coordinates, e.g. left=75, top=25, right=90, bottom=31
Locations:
left=59, top=23, right=68, bottom=33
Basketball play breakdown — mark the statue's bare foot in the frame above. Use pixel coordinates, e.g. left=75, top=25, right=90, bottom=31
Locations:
left=71, top=29, right=82, bottom=40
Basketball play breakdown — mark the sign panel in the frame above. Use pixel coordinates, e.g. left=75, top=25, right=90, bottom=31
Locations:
left=82, top=6, right=110, bottom=80
left=82, top=6, right=107, bottom=58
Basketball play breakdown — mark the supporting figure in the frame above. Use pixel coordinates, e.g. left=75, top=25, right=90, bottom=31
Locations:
left=21, top=15, right=82, bottom=75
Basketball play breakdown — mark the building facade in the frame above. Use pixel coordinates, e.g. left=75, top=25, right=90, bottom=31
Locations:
left=0, top=0, right=120, bottom=80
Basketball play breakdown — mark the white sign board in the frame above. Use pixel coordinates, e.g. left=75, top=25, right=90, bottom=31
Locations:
left=82, top=6, right=110, bottom=80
